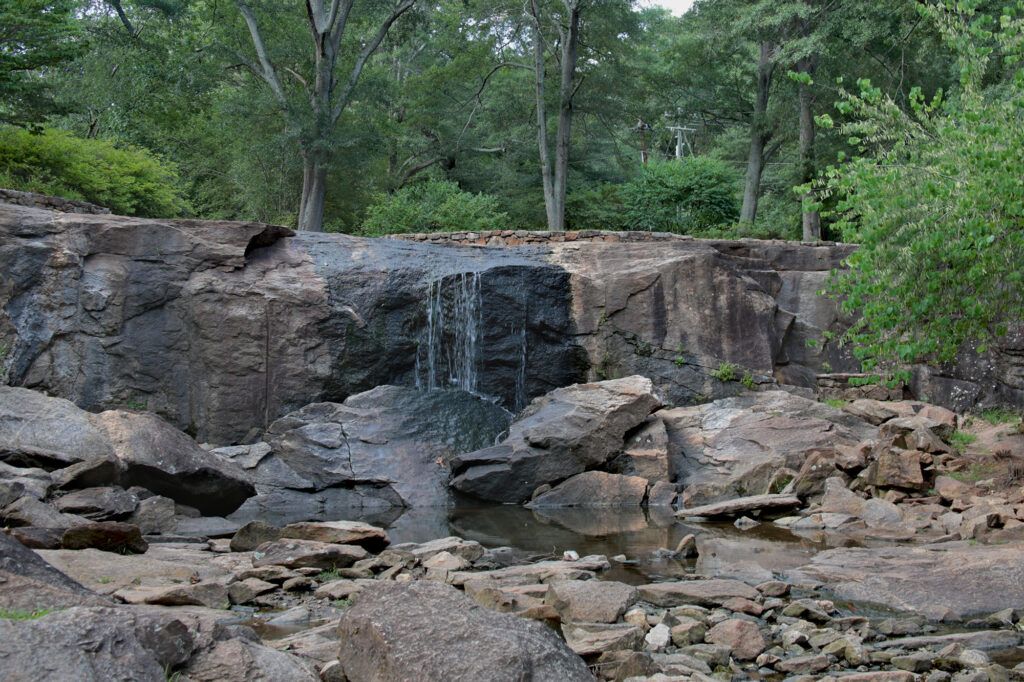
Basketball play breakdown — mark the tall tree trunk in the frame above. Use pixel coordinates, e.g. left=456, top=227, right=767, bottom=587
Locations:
left=551, top=1, right=581, bottom=232
left=740, top=41, right=774, bottom=225
left=530, top=0, right=581, bottom=232
left=530, top=3, right=557, bottom=230
left=298, top=152, right=327, bottom=232
left=798, top=57, right=821, bottom=241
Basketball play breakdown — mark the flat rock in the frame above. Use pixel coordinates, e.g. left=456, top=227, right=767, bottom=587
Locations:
left=562, top=622, right=645, bottom=657
left=2, top=497, right=90, bottom=529
left=116, top=580, right=230, bottom=609
left=279, top=520, right=389, bottom=552
left=528, top=471, right=649, bottom=508
left=676, top=494, right=801, bottom=519
left=546, top=579, right=639, bottom=623
left=337, top=580, right=592, bottom=681
left=448, top=555, right=610, bottom=587
left=54, top=486, right=138, bottom=520
left=252, top=539, right=367, bottom=570
left=452, top=376, right=662, bottom=503
left=793, top=542, right=1024, bottom=619
left=0, top=531, right=108, bottom=611
left=638, top=579, right=759, bottom=607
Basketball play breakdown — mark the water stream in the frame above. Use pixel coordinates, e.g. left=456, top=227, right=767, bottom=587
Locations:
left=416, top=272, right=483, bottom=394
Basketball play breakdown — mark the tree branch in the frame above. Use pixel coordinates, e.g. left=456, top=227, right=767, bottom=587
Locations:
left=331, top=0, right=417, bottom=126
left=236, top=1, right=287, bottom=105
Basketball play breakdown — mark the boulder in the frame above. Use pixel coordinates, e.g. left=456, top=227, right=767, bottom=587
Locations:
left=1, top=497, right=89, bottom=529
left=336, top=580, right=592, bottom=681
left=0, top=606, right=194, bottom=682
left=279, top=520, right=389, bottom=552
left=61, top=521, right=148, bottom=554
left=793, top=542, right=1024, bottom=619
left=264, top=386, right=510, bottom=507
left=561, top=623, right=645, bottom=656
left=0, top=388, right=254, bottom=516
left=452, top=376, right=662, bottom=503
left=183, top=637, right=317, bottom=682
left=607, top=416, right=671, bottom=482
left=54, top=486, right=138, bottom=520
left=864, top=448, right=926, bottom=490
left=116, top=581, right=230, bottom=610
left=7, top=526, right=63, bottom=549
left=637, top=579, right=759, bottom=607
left=662, top=391, right=877, bottom=507
left=676, top=494, right=801, bottom=519
left=705, top=619, right=766, bottom=660
left=252, top=539, right=367, bottom=570
left=528, top=471, right=649, bottom=508
left=0, top=462, right=52, bottom=499
left=230, top=520, right=281, bottom=552
left=546, top=579, right=639, bottom=623
left=0, top=531, right=108, bottom=610
left=129, top=495, right=177, bottom=535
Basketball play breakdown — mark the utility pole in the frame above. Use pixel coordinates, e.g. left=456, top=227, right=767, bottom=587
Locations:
left=666, top=125, right=696, bottom=159
left=634, top=118, right=653, bottom=165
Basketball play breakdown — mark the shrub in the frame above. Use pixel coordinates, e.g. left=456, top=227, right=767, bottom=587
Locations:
left=361, top=179, right=508, bottom=235
left=710, top=361, right=739, bottom=382
left=620, top=157, right=740, bottom=233
left=565, top=183, right=629, bottom=231
left=0, top=126, right=187, bottom=217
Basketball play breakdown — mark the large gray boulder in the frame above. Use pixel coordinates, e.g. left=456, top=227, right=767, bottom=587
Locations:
left=261, top=385, right=510, bottom=507
left=0, top=387, right=255, bottom=515
left=337, top=580, right=593, bottom=681
left=452, top=376, right=662, bottom=503
left=662, top=390, right=878, bottom=506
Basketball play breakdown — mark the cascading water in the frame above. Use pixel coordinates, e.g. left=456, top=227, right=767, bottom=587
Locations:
left=415, top=272, right=483, bottom=394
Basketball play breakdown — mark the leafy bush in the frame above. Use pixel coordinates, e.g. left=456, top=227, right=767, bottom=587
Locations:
left=361, top=180, right=508, bottom=235
left=710, top=361, right=739, bottom=382
left=566, top=183, right=629, bottom=231
left=0, top=126, right=187, bottom=217
left=816, top=5, right=1024, bottom=371
left=620, top=157, right=740, bottom=233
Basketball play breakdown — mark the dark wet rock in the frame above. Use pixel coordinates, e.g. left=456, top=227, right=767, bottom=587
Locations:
left=0, top=531, right=108, bottom=610
left=54, top=486, right=138, bottom=520
left=452, top=376, right=662, bottom=503
left=253, top=539, right=367, bottom=570
left=61, top=521, right=148, bottom=554
left=0, top=388, right=254, bottom=515
left=263, top=386, right=510, bottom=508
left=661, top=391, right=877, bottom=507
left=0, top=606, right=194, bottom=682
left=528, top=471, right=649, bottom=508
left=337, top=580, right=592, bottom=681
left=7, top=526, right=63, bottom=549
left=793, top=542, right=1024, bottom=619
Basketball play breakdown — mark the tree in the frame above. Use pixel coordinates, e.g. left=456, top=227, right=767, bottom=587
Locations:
left=819, top=1, right=1024, bottom=371
left=234, top=0, right=416, bottom=232
left=0, top=0, right=83, bottom=127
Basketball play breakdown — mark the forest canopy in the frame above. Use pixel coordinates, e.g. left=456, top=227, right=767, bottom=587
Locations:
left=3, top=0, right=1023, bottom=370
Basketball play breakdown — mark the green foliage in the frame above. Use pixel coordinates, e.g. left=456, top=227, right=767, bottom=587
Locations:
left=949, top=460, right=997, bottom=482
left=949, top=430, right=978, bottom=452
left=565, top=184, right=628, bottom=231
left=316, top=568, right=342, bottom=582
left=740, top=371, right=756, bottom=390
left=977, top=407, right=1022, bottom=426
left=361, top=180, right=508, bottom=235
left=0, top=608, right=53, bottom=621
left=0, top=127, right=187, bottom=217
left=818, top=2, right=1024, bottom=372
left=620, top=158, right=740, bottom=233
left=0, top=0, right=83, bottom=127
left=823, top=398, right=846, bottom=409
left=332, top=598, right=351, bottom=609
left=710, top=361, right=739, bottom=382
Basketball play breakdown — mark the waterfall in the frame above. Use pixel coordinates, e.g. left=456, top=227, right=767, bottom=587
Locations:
left=513, top=323, right=528, bottom=412
left=416, top=272, right=482, bottom=394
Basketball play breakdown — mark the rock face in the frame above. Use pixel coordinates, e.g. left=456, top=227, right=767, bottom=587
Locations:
left=251, top=385, right=509, bottom=510
left=0, top=531, right=108, bottom=610
left=336, top=580, right=593, bottom=681
left=14, top=203, right=972, bottom=446
left=451, top=376, right=662, bottom=503
left=0, top=387, right=254, bottom=515
left=662, top=391, right=878, bottom=506
left=793, top=542, right=1024, bottom=620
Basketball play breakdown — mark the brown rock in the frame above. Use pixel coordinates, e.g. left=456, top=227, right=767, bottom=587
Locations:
left=705, top=619, right=766, bottom=660
left=280, top=520, right=388, bottom=552
left=528, top=471, right=649, bottom=508
left=546, top=579, right=638, bottom=623
left=252, top=539, right=367, bottom=570
left=638, top=579, right=758, bottom=607
left=61, top=522, right=147, bottom=554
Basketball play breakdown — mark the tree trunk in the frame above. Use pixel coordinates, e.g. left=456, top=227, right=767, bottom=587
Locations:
left=798, top=57, right=821, bottom=241
left=740, top=41, right=774, bottom=225
left=551, top=1, right=581, bottom=232
left=530, top=1, right=557, bottom=230
left=298, top=153, right=327, bottom=232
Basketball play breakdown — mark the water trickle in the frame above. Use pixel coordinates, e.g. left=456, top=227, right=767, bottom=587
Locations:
left=416, top=272, right=483, bottom=394
left=513, top=323, right=528, bottom=412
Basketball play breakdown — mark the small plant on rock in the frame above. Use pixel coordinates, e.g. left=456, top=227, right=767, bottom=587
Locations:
left=316, top=568, right=342, bottom=582
left=710, top=362, right=739, bottom=382
left=978, top=408, right=1022, bottom=426
left=0, top=608, right=52, bottom=621
left=740, top=372, right=756, bottom=390
left=949, top=431, right=978, bottom=453
left=823, top=398, right=846, bottom=409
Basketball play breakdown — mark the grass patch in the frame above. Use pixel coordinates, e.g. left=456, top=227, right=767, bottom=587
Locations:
left=949, top=462, right=998, bottom=483
left=0, top=608, right=53, bottom=621
left=332, top=598, right=351, bottom=609
left=977, top=407, right=1022, bottom=426
left=949, top=431, right=978, bottom=452
left=823, top=398, right=846, bottom=409
left=316, top=568, right=342, bottom=582
left=97, top=576, right=113, bottom=584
